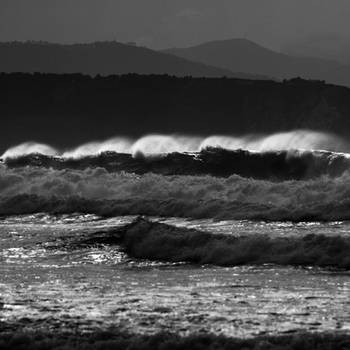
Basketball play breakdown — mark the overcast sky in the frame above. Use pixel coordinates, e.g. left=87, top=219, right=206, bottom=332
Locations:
left=1, top=0, right=350, bottom=50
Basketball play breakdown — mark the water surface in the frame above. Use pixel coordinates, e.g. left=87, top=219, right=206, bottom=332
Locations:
left=0, top=214, right=349, bottom=337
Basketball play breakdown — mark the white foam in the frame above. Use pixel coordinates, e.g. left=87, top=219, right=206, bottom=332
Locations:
left=2, top=142, right=58, bottom=158
left=63, top=137, right=133, bottom=158
left=2, top=130, right=349, bottom=159
left=131, top=135, right=202, bottom=156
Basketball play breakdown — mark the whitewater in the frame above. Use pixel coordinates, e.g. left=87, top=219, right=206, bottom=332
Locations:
left=0, top=130, right=349, bottom=339
left=2, top=130, right=350, bottom=158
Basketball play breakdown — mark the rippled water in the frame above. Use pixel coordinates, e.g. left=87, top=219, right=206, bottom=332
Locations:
left=0, top=214, right=349, bottom=337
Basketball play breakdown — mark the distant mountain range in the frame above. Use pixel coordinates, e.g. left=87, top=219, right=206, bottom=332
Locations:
left=0, top=41, right=267, bottom=80
left=2, top=39, right=350, bottom=87
left=164, top=38, right=350, bottom=87
left=282, top=36, right=350, bottom=65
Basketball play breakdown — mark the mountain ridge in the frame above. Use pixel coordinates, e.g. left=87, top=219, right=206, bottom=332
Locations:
left=0, top=40, right=268, bottom=80
left=163, top=38, right=350, bottom=87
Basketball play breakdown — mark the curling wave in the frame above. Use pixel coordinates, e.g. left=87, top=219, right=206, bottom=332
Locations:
left=82, top=218, right=350, bottom=269
left=2, top=130, right=349, bottom=159
left=4, top=148, right=350, bottom=181
left=1, top=165, right=350, bottom=220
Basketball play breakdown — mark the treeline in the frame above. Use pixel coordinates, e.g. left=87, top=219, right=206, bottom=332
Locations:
left=1, top=73, right=350, bottom=152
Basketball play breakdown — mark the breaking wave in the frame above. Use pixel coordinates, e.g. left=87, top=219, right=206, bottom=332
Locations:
left=80, top=218, right=350, bottom=269
left=1, top=164, right=350, bottom=220
left=2, top=130, right=349, bottom=159
left=2, top=130, right=350, bottom=220
left=3, top=148, right=350, bottom=180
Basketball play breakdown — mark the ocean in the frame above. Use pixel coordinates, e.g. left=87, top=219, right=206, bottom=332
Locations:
left=0, top=133, right=350, bottom=347
left=1, top=214, right=350, bottom=338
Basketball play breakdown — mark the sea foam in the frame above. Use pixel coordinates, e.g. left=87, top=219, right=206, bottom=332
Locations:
left=1, top=165, right=350, bottom=221
left=2, top=130, right=349, bottom=158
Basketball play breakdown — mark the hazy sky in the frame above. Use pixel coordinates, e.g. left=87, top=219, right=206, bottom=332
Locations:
left=1, top=0, right=350, bottom=50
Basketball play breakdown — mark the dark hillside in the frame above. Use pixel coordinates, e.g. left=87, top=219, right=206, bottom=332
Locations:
left=1, top=73, right=350, bottom=152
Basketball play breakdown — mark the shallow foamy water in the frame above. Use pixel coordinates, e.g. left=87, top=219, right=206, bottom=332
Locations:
left=0, top=214, right=349, bottom=337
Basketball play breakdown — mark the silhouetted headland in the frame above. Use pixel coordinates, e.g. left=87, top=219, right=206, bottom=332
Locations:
left=1, top=73, right=350, bottom=152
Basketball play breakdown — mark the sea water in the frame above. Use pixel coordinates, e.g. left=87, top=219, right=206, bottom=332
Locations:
left=0, top=214, right=349, bottom=338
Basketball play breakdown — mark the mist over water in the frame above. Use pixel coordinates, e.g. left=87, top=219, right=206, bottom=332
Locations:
left=2, top=130, right=349, bottom=159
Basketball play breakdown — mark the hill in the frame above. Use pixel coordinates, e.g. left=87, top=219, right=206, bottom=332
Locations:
left=164, top=38, right=350, bottom=87
left=0, top=41, right=264, bottom=79
left=1, top=73, right=350, bottom=152
left=283, top=37, right=350, bottom=65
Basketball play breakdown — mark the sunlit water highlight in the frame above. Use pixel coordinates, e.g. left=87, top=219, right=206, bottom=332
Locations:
left=0, top=214, right=349, bottom=337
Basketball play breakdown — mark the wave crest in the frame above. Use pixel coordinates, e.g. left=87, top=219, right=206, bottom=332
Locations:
left=4, top=147, right=350, bottom=180
left=90, top=218, right=350, bottom=268
left=2, top=130, right=349, bottom=159
left=2, top=142, right=58, bottom=158
left=63, top=137, right=133, bottom=158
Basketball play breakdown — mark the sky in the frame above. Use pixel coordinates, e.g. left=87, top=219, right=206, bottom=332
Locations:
left=1, top=0, right=350, bottom=50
